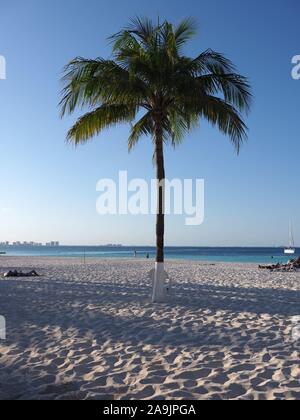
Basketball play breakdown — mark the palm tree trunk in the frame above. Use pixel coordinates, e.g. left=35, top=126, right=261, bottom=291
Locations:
left=155, top=128, right=165, bottom=264
left=152, top=118, right=166, bottom=303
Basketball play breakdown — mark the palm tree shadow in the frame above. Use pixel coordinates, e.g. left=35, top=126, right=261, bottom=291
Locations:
left=170, top=282, right=300, bottom=317
left=0, top=277, right=299, bottom=353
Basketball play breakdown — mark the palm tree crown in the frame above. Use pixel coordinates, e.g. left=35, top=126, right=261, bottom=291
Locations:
left=60, top=17, right=251, bottom=153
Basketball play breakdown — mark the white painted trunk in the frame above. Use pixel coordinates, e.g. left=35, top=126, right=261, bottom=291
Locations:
left=152, top=262, right=167, bottom=303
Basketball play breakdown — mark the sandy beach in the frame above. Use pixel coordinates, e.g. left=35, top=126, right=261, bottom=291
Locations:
left=0, top=257, right=299, bottom=400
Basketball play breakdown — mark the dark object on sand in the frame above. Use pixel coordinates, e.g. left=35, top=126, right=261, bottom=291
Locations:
left=259, top=257, right=300, bottom=272
left=3, top=270, right=40, bottom=278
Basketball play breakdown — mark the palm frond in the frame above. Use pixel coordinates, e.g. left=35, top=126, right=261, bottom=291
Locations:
left=192, top=49, right=237, bottom=75
left=128, top=112, right=153, bottom=151
left=109, top=30, right=141, bottom=54
left=174, top=18, right=197, bottom=48
left=60, top=57, right=104, bottom=116
left=125, top=16, right=157, bottom=49
left=197, top=73, right=252, bottom=112
left=60, top=58, right=147, bottom=117
left=67, top=104, right=136, bottom=145
left=161, top=107, right=198, bottom=146
left=196, top=96, right=248, bottom=153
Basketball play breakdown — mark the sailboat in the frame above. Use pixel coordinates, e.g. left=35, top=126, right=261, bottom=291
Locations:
left=284, top=221, right=295, bottom=255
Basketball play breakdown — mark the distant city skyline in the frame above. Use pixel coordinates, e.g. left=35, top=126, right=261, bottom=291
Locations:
left=0, top=241, right=60, bottom=247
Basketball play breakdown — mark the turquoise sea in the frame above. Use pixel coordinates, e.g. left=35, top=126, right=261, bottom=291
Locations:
left=0, top=246, right=298, bottom=264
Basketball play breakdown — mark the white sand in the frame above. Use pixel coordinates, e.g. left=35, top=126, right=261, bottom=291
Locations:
left=0, top=257, right=299, bottom=400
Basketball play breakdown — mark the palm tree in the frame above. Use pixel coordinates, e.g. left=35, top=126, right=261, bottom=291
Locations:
left=60, top=17, right=251, bottom=302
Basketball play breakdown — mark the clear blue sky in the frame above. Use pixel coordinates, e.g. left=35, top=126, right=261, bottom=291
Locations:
left=0, top=0, right=299, bottom=246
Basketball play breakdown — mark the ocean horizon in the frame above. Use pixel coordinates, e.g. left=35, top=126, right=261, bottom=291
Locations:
left=1, top=245, right=298, bottom=264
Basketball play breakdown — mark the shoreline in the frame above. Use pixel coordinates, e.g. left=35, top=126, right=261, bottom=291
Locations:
left=0, top=255, right=261, bottom=265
